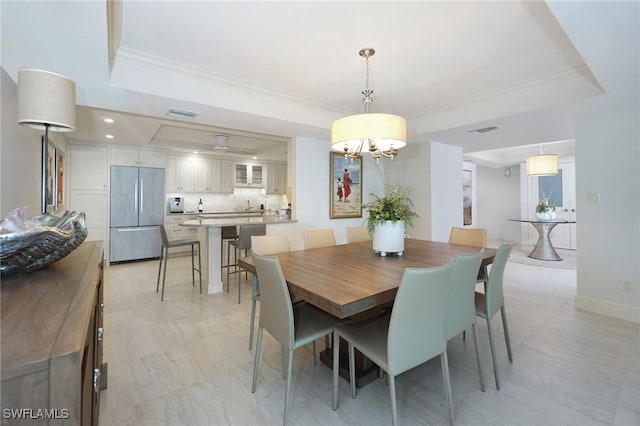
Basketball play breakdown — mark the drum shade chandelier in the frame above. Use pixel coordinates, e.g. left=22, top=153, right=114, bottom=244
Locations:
left=18, top=68, right=76, bottom=213
left=526, top=145, right=558, bottom=176
left=331, top=48, right=406, bottom=163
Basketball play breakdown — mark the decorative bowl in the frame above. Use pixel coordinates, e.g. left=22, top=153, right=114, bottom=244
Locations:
left=0, top=210, right=88, bottom=276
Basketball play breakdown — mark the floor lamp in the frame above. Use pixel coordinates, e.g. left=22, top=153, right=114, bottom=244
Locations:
left=17, top=68, right=76, bottom=214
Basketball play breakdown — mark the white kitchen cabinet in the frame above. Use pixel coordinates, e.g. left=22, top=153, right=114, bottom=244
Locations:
left=235, top=163, right=264, bottom=188
left=175, top=157, right=196, bottom=192
left=266, top=162, right=287, bottom=194
left=69, top=145, right=107, bottom=191
left=219, top=160, right=235, bottom=193
left=109, top=147, right=166, bottom=168
left=194, top=157, right=214, bottom=192
left=68, top=144, right=108, bottom=246
left=164, top=215, right=199, bottom=254
left=68, top=191, right=107, bottom=242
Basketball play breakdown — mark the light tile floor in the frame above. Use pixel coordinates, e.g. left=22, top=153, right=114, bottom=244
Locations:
left=99, top=245, right=639, bottom=426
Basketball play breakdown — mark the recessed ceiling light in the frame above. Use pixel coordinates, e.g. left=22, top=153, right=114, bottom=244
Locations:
left=105, top=134, right=114, bottom=139
left=104, top=118, right=114, bottom=123
left=252, top=156, right=258, bottom=160
left=193, top=151, right=199, bottom=154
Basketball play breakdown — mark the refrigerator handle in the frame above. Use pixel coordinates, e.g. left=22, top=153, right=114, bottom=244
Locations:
left=134, top=178, right=139, bottom=214
left=140, top=179, right=144, bottom=212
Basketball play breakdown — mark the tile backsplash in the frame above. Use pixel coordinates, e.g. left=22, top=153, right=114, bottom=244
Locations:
left=167, top=188, right=288, bottom=214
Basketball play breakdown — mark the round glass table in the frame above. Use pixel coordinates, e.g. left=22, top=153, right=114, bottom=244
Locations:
left=509, top=218, right=576, bottom=261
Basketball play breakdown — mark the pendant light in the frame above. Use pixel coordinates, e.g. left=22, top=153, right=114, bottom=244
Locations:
left=331, top=48, right=406, bottom=162
left=526, top=145, right=558, bottom=176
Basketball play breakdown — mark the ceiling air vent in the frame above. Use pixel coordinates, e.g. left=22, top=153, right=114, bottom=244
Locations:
left=166, top=108, right=199, bottom=120
left=467, top=125, right=500, bottom=134
left=213, top=135, right=230, bottom=152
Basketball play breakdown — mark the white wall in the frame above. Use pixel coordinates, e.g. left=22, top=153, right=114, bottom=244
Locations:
left=289, top=136, right=384, bottom=249
left=575, top=102, right=640, bottom=323
left=1, top=67, right=68, bottom=219
left=475, top=164, right=522, bottom=242
left=430, top=141, right=463, bottom=242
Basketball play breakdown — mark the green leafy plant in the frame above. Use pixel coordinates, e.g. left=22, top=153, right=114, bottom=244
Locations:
left=536, top=190, right=556, bottom=213
left=362, top=185, right=418, bottom=235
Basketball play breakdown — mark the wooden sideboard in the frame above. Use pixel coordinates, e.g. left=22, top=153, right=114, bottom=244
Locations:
left=1, top=241, right=105, bottom=425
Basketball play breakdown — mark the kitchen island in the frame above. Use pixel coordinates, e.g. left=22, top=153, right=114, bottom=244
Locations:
left=181, top=216, right=297, bottom=294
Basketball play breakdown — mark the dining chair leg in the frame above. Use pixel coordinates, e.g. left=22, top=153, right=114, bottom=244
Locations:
left=189, top=245, right=194, bottom=286
left=332, top=331, right=340, bottom=410
left=161, top=247, right=169, bottom=301
left=249, top=296, right=257, bottom=350
left=441, top=351, right=454, bottom=426
left=283, top=348, right=294, bottom=426
left=251, top=326, right=264, bottom=393
left=471, top=323, right=486, bottom=392
left=389, top=374, right=398, bottom=426
left=281, top=345, right=286, bottom=380
left=348, top=342, right=356, bottom=399
left=312, top=340, right=317, bottom=366
left=486, top=316, right=501, bottom=390
left=501, top=306, right=514, bottom=362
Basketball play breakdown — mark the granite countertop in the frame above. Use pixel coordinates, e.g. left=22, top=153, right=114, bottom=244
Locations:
left=168, top=210, right=265, bottom=216
left=181, top=216, right=296, bottom=227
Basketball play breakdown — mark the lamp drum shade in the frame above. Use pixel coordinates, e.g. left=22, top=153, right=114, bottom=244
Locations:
left=526, top=154, right=558, bottom=176
left=331, top=113, right=407, bottom=153
left=18, top=68, right=76, bottom=132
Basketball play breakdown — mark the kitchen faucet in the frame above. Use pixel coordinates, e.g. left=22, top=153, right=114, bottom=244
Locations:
left=246, top=199, right=252, bottom=211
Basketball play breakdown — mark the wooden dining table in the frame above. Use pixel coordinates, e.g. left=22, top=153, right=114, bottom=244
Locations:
left=238, top=238, right=496, bottom=387
left=239, top=238, right=496, bottom=319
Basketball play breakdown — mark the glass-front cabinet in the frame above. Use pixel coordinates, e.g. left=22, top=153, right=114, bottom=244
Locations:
left=235, top=163, right=264, bottom=187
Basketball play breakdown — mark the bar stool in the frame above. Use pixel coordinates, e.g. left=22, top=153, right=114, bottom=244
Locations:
left=156, top=224, right=202, bottom=301
left=221, top=225, right=238, bottom=269
left=227, top=223, right=266, bottom=301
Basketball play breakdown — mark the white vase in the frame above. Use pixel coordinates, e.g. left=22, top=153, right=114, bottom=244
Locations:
left=535, top=210, right=556, bottom=220
left=373, top=220, right=405, bottom=256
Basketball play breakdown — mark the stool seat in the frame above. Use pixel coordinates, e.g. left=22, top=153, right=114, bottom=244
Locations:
left=156, top=224, right=202, bottom=301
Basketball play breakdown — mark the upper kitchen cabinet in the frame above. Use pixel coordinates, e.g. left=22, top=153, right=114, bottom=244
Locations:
left=166, top=156, right=195, bottom=192
left=219, top=160, right=235, bottom=193
left=166, top=155, right=234, bottom=193
left=69, top=144, right=107, bottom=191
left=266, top=162, right=287, bottom=194
left=109, top=147, right=166, bottom=168
left=235, top=163, right=264, bottom=188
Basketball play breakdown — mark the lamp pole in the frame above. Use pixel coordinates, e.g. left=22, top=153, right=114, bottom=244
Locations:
left=41, top=123, right=50, bottom=214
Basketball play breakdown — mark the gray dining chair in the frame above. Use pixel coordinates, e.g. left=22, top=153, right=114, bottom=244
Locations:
left=332, top=262, right=456, bottom=426
left=156, top=224, right=201, bottom=301
left=226, top=223, right=266, bottom=302
left=251, top=253, right=341, bottom=426
left=247, top=233, right=291, bottom=350
left=445, top=250, right=486, bottom=392
left=475, top=243, right=513, bottom=390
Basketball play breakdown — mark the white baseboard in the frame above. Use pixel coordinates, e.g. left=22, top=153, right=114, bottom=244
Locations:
left=575, top=295, right=640, bottom=324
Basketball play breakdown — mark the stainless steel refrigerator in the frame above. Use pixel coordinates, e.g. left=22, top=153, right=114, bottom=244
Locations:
left=109, top=165, right=165, bottom=263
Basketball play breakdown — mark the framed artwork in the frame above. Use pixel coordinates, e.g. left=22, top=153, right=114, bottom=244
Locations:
left=45, top=137, right=56, bottom=210
left=56, top=148, right=65, bottom=207
left=330, top=152, right=363, bottom=219
left=463, top=169, right=472, bottom=225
